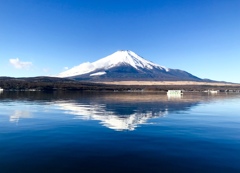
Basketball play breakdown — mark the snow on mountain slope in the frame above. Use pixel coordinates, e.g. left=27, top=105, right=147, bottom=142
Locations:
left=58, top=50, right=169, bottom=78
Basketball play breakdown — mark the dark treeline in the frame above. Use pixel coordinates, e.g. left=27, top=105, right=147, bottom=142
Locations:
left=0, top=77, right=240, bottom=92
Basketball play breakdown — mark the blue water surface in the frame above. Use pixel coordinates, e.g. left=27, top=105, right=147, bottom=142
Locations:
left=0, top=91, right=240, bottom=173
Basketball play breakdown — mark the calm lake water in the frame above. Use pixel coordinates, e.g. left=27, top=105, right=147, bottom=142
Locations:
left=0, top=91, right=240, bottom=173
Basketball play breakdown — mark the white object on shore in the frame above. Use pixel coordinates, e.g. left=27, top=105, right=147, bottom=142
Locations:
left=167, top=90, right=183, bottom=95
left=204, top=90, right=218, bottom=94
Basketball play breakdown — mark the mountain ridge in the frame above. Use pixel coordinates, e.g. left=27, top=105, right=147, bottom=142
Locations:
left=57, top=50, right=201, bottom=81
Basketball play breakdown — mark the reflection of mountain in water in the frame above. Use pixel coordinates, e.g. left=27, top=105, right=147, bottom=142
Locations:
left=1, top=91, right=238, bottom=131
left=55, top=102, right=169, bottom=131
left=54, top=97, right=199, bottom=131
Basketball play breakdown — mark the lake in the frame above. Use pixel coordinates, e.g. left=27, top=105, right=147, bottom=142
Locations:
left=0, top=91, right=240, bottom=173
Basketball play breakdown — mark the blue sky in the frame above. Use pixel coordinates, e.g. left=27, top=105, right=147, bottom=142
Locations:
left=0, top=0, right=239, bottom=83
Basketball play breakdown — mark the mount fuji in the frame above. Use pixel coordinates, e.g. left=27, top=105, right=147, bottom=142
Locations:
left=58, top=50, right=201, bottom=81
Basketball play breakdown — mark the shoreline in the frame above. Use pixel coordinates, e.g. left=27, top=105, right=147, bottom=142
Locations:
left=95, top=81, right=239, bottom=86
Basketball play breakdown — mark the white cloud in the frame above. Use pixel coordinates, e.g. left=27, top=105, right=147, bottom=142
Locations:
left=64, top=67, right=69, bottom=70
left=9, top=58, right=32, bottom=69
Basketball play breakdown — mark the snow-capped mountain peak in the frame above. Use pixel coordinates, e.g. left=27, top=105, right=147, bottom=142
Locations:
left=98, top=50, right=168, bottom=70
left=57, top=50, right=168, bottom=78
left=57, top=50, right=201, bottom=82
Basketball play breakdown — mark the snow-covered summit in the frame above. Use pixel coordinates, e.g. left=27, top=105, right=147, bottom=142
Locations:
left=57, top=50, right=201, bottom=81
left=95, top=50, right=168, bottom=71
left=57, top=50, right=168, bottom=78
